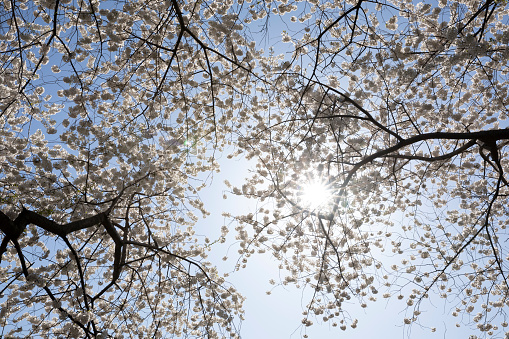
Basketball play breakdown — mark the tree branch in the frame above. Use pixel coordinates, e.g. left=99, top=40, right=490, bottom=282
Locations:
left=342, top=129, right=509, bottom=188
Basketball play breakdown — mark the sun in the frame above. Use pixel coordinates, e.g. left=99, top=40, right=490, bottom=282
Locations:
left=299, top=180, right=332, bottom=209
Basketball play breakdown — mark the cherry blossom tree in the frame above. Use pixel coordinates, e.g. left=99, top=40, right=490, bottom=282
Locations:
left=0, top=0, right=259, bottom=337
left=2, top=0, right=509, bottom=337
left=232, top=0, right=509, bottom=337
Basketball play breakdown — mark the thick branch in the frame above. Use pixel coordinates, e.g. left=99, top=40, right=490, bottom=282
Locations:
left=342, top=129, right=509, bottom=187
left=102, top=216, right=123, bottom=281
left=382, top=139, right=477, bottom=162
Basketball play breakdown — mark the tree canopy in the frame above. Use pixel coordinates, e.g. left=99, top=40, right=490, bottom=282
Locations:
left=1, top=0, right=509, bottom=337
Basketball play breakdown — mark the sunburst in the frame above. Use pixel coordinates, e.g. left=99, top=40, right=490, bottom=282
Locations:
left=299, top=180, right=332, bottom=209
